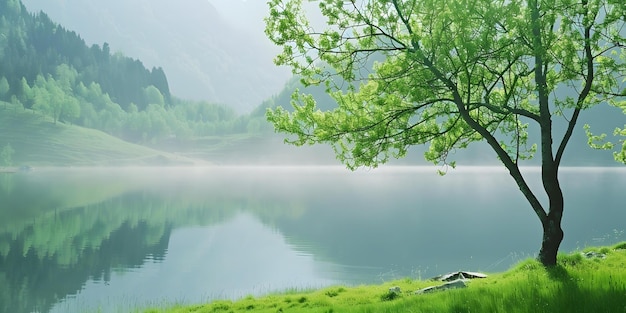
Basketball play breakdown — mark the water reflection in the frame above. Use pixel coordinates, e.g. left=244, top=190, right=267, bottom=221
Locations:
left=52, top=213, right=339, bottom=313
left=0, top=166, right=624, bottom=313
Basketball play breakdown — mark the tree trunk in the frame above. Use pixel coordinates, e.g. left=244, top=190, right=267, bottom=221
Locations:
left=538, top=209, right=564, bottom=266
left=538, top=163, right=565, bottom=266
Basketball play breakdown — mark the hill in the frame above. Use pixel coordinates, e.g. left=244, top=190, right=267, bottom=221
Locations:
left=1, top=0, right=261, bottom=149
left=0, top=0, right=172, bottom=112
left=150, top=133, right=339, bottom=166
left=0, top=102, right=203, bottom=166
left=19, top=0, right=291, bottom=112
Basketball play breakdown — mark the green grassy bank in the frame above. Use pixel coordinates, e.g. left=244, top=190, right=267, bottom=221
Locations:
left=142, top=242, right=626, bottom=313
left=0, top=102, right=203, bottom=166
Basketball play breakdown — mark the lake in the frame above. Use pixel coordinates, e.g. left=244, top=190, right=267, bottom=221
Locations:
left=0, top=166, right=624, bottom=313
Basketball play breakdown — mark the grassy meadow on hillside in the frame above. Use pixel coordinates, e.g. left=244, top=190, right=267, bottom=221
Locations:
left=0, top=102, right=202, bottom=166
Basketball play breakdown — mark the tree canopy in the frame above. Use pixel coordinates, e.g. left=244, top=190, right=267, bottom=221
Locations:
left=265, top=0, right=625, bottom=266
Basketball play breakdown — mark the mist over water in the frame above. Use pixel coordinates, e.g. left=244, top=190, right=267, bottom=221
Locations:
left=1, top=166, right=624, bottom=313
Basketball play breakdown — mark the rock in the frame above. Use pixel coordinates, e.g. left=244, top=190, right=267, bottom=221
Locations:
left=582, top=251, right=606, bottom=259
left=415, top=279, right=468, bottom=295
left=388, top=286, right=401, bottom=294
left=431, top=271, right=488, bottom=282
left=414, top=270, right=486, bottom=295
left=18, top=165, right=33, bottom=172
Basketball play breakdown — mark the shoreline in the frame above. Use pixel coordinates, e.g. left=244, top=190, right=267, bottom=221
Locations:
left=0, top=167, right=17, bottom=173
left=137, top=242, right=626, bottom=313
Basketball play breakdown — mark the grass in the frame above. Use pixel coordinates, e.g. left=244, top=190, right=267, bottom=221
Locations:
left=150, top=133, right=266, bottom=161
left=140, top=242, right=626, bottom=313
left=0, top=102, right=203, bottom=166
left=150, top=132, right=336, bottom=166
left=0, top=101, right=327, bottom=166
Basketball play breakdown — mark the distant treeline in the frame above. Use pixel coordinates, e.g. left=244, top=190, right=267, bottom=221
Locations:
left=0, top=0, right=270, bottom=143
left=0, top=0, right=170, bottom=110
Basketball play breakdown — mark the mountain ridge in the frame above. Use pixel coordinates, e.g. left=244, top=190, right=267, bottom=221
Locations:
left=20, top=0, right=291, bottom=112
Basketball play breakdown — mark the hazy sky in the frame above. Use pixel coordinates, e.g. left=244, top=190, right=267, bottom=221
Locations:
left=208, top=0, right=269, bottom=34
left=208, top=0, right=328, bottom=35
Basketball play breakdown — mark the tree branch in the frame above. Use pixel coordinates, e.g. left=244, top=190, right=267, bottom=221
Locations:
left=476, top=102, right=540, bottom=122
left=555, top=20, right=594, bottom=167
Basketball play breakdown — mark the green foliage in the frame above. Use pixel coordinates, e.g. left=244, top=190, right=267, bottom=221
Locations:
left=0, top=76, right=9, bottom=101
left=380, top=290, right=401, bottom=302
left=584, top=124, right=626, bottom=164
left=30, top=70, right=82, bottom=124
left=18, top=77, right=33, bottom=108
left=556, top=252, right=584, bottom=267
left=324, top=287, right=345, bottom=298
left=144, top=85, right=166, bottom=107
left=265, top=0, right=625, bottom=169
left=15, top=68, right=254, bottom=142
left=614, top=127, right=626, bottom=164
left=0, top=143, right=14, bottom=166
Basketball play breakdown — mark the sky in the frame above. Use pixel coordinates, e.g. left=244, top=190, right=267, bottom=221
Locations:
left=208, top=0, right=264, bottom=28
left=208, top=0, right=328, bottom=34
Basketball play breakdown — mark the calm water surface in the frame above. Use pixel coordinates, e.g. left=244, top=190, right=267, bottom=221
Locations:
left=0, top=166, right=624, bottom=312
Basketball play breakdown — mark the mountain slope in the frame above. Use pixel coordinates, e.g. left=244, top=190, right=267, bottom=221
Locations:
left=0, top=103, right=203, bottom=166
left=20, top=0, right=291, bottom=112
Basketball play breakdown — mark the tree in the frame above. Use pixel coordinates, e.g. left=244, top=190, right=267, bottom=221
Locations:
left=0, top=143, right=14, bottom=166
left=18, top=78, right=33, bottom=110
left=45, top=77, right=66, bottom=124
left=32, top=75, right=51, bottom=118
left=265, top=0, right=625, bottom=266
left=0, top=76, right=9, bottom=102
left=60, top=95, right=81, bottom=124
left=144, top=85, right=165, bottom=107
left=55, top=64, right=78, bottom=94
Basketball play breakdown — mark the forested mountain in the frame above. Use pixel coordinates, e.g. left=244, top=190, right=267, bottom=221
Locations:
left=0, top=0, right=170, bottom=111
left=19, top=0, right=291, bottom=112
left=0, top=0, right=266, bottom=149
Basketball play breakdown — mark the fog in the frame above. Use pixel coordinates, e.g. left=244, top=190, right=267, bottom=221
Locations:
left=20, top=0, right=293, bottom=112
left=3, top=166, right=625, bottom=312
